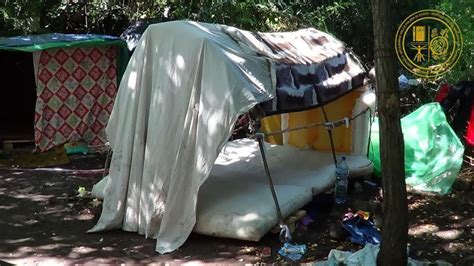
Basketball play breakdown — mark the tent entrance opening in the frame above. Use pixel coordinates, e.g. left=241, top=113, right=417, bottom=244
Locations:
left=0, top=51, right=36, bottom=143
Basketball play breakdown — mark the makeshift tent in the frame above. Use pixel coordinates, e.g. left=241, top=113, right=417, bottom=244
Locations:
left=0, top=34, right=128, bottom=151
left=90, top=21, right=374, bottom=254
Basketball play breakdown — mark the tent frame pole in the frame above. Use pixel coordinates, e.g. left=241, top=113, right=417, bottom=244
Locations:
left=256, top=133, right=284, bottom=225
left=255, top=133, right=292, bottom=242
left=317, top=91, right=339, bottom=166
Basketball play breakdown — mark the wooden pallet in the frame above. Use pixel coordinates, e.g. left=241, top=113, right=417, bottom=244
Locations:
left=2, top=139, right=35, bottom=150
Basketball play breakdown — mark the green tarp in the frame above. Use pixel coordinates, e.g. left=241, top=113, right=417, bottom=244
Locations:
left=369, top=103, right=464, bottom=194
left=0, top=33, right=124, bottom=52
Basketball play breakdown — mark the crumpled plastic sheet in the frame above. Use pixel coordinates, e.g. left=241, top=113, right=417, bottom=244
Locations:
left=369, top=103, right=464, bottom=194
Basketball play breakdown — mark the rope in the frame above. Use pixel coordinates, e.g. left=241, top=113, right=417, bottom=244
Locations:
left=320, top=104, right=338, bottom=165
left=366, top=108, right=374, bottom=158
left=260, top=106, right=371, bottom=167
left=263, top=107, right=371, bottom=137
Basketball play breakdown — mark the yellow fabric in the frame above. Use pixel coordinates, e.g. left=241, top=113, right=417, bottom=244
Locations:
left=261, top=90, right=363, bottom=153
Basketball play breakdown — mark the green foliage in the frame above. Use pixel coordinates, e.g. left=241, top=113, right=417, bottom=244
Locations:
left=0, top=0, right=43, bottom=36
left=167, top=0, right=375, bottom=61
left=0, top=1, right=371, bottom=50
left=436, top=0, right=473, bottom=82
left=0, top=0, right=471, bottom=83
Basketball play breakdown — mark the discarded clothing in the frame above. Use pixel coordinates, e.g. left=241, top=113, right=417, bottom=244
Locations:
left=314, top=244, right=452, bottom=266
left=315, top=243, right=379, bottom=266
left=341, top=210, right=381, bottom=246
left=441, top=81, right=474, bottom=147
left=434, top=83, right=451, bottom=103
left=467, top=105, right=474, bottom=147
left=278, top=243, right=307, bottom=261
left=441, top=81, right=474, bottom=133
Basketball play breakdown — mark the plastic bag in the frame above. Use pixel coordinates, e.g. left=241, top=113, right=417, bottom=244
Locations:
left=369, top=103, right=464, bottom=194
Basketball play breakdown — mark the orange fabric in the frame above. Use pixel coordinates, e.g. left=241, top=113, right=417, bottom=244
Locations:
left=261, top=89, right=363, bottom=153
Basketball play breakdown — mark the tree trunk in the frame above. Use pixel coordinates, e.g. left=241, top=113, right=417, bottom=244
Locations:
left=371, top=0, right=408, bottom=265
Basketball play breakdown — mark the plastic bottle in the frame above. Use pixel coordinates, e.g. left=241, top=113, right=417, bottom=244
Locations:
left=334, top=157, right=350, bottom=204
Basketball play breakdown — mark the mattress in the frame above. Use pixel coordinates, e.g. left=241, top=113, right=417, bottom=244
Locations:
left=195, top=180, right=312, bottom=241
left=194, top=138, right=373, bottom=240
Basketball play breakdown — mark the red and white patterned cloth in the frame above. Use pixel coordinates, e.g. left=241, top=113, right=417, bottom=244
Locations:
left=33, top=46, right=118, bottom=151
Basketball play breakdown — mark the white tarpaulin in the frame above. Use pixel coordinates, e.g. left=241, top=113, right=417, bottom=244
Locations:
left=88, top=21, right=274, bottom=253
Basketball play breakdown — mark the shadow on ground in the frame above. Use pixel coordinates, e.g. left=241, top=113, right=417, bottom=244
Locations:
left=0, top=155, right=472, bottom=264
left=0, top=155, right=281, bottom=264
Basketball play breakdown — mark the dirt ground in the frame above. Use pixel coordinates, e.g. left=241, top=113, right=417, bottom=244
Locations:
left=0, top=154, right=472, bottom=265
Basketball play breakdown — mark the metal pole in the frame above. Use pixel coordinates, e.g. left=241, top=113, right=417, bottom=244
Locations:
left=256, top=133, right=285, bottom=225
